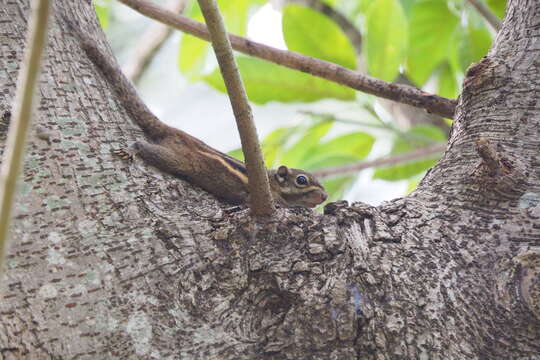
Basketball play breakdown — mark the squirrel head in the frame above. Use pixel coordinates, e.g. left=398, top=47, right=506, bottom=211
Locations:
left=270, top=165, right=327, bottom=208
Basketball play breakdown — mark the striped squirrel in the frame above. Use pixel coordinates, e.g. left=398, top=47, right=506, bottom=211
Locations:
left=77, top=33, right=327, bottom=208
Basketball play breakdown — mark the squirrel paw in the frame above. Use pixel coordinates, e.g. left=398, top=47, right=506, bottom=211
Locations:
left=111, top=147, right=136, bottom=162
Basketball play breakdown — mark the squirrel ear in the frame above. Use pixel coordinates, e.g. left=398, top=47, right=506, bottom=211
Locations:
left=277, top=165, right=289, bottom=178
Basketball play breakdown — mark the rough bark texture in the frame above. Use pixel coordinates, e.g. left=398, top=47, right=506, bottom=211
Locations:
left=0, top=0, right=539, bottom=359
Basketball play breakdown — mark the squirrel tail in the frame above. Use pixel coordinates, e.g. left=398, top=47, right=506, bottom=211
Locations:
left=71, top=20, right=169, bottom=141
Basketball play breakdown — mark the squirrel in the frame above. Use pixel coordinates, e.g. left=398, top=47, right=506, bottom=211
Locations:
left=77, top=33, right=328, bottom=208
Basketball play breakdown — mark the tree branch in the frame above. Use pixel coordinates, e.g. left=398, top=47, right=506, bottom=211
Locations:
left=0, top=0, right=51, bottom=275
left=196, top=0, right=275, bottom=217
left=466, top=0, right=502, bottom=32
left=123, top=0, right=187, bottom=83
left=313, top=143, right=446, bottom=178
left=117, top=0, right=457, bottom=119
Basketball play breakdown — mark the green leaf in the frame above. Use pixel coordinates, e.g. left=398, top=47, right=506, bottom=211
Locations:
left=365, top=0, right=408, bottom=81
left=204, top=57, right=355, bottom=104
left=227, top=148, right=244, bottom=161
left=265, top=127, right=374, bottom=171
left=280, top=121, right=334, bottom=167
left=178, top=4, right=210, bottom=78
left=217, top=0, right=251, bottom=35
left=229, top=123, right=373, bottom=203
left=322, top=176, right=355, bottom=202
left=94, top=0, right=111, bottom=29
left=228, top=126, right=298, bottom=166
left=399, top=0, right=417, bottom=17
left=373, top=124, right=445, bottom=181
left=406, top=174, right=424, bottom=193
left=437, top=62, right=459, bottom=98
left=302, top=132, right=375, bottom=169
left=351, top=0, right=373, bottom=14
left=374, top=158, right=438, bottom=181
left=448, top=20, right=493, bottom=78
left=406, top=0, right=459, bottom=85
left=486, top=0, right=506, bottom=18
left=178, top=0, right=259, bottom=78
left=261, top=127, right=301, bottom=167
left=178, top=32, right=210, bottom=79
left=314, top=132, right=374, bottom=159
left=322, top=0, right=338, bottom=5
left=282, top=5, right=357, bottom=69
left=458, top=25, right=492, bottom=71
left=402, top=124, right=447, bottom=146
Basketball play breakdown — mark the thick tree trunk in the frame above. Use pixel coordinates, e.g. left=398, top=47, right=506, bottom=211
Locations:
left=0, top=0, right=539, bottom=359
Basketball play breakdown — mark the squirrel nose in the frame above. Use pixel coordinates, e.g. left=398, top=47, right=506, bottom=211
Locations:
left=321, top=192, right=328, bottom=201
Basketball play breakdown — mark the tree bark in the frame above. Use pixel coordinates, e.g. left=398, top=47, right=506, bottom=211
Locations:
left=0, top=0, right=539, bottom=359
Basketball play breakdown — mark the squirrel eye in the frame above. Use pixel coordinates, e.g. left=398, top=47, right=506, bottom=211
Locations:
left=295, top=175, right=309, bottom=186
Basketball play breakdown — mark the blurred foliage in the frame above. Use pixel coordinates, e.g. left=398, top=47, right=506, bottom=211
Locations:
left=99, top=0, right=505, bottom=201
left=486, top=0, right=506, bottom=17
left=172, top=0, right=503, bottom=200
left=406, top=0, right=460, bottom=86
left=364, top=0, right=408, bottom=81
left=373, top=124, right=446, bottom=180
left=177, top=0, right=501, bottom=97
left=229, top=120, right=375, bottom=202
left=282, top=5, right=357, bottom=69
left=204, top=57, right=355, bottom=104
left=94, top=0, right=111, bottom=29
left=178, top=0, right=265, bottom=79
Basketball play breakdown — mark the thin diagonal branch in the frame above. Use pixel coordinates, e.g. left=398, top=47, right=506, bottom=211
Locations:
left=313, top=143, right=446, bottom=179
left=0, top=0, right=51, bottom=275
left=196, top=0, right=274, bottom=217
left=117, top=0, right=457, bottom=119
left=123, top=0, right=187, bottom=83
left=466, top=0, right=502, bottom=32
